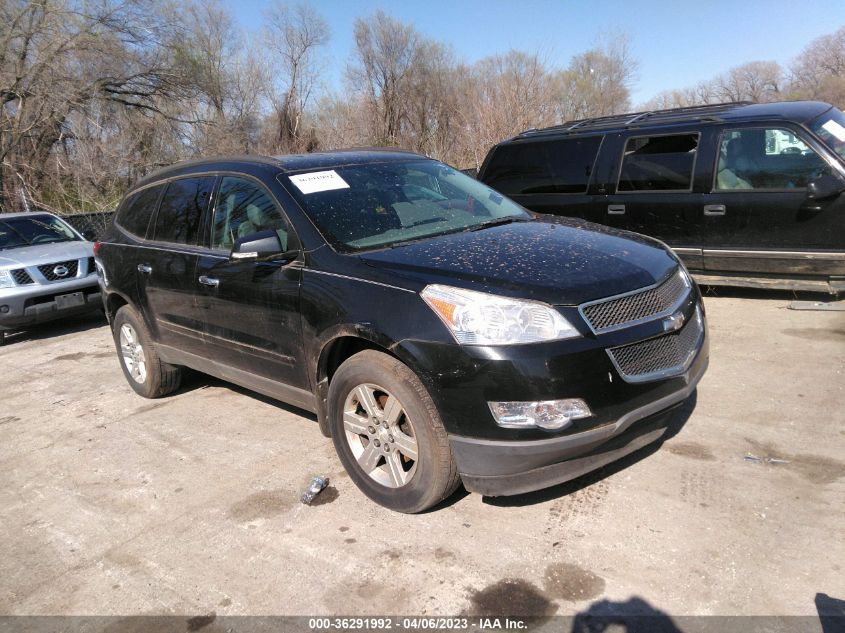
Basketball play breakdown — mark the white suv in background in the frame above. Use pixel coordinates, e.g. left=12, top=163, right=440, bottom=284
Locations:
left=0, top=212, right=101, bottom=345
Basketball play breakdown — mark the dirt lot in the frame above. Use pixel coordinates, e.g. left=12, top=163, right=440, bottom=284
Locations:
left=1, top=291, right=843, bottom=618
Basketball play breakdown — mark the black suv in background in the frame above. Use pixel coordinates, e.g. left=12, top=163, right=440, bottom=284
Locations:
left=96, top=151, right=708, bottom=512
left=479, top=101, right=845, bottom=294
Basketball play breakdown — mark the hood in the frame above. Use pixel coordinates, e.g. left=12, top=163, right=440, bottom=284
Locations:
left=358, top=216, right=678, bottom=305
left=0, top=240, right=93, bottom=269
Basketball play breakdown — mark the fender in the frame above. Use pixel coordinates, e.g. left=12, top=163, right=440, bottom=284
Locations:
left=311, top=324, right=426, bottom=437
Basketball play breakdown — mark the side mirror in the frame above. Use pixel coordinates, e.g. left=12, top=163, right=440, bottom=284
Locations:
left=806, top=174, right=845, bottom=201
left=231, top=229, right=295, bottom=261
left=82, top=229, right=97, bottom=241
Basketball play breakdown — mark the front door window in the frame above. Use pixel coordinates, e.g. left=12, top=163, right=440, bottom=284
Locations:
left=715, top=128, right=833, bottom=190
left=210, top=176, right=291, bottom=252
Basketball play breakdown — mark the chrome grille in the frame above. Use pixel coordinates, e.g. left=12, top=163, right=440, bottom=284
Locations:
left=37, top=260, right=79, bottom=282
left=608, top=308, right=704, bottom=383
left=11, top=268, right=34, bottom=285
left=581, top=270, right=690, bottom=333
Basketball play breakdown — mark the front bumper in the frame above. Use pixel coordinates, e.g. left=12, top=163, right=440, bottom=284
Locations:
left=0, top=275, right=101, bottom=330
left=452, top=351, right=707, bottom=496
left=398, top=286, right=708, bottom=496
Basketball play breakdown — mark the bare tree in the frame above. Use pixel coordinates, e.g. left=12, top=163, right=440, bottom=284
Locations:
left=349, top=10, right=420, bottom=145
left=263, top=1, right=329, bottom=153
left=556, top=34, right=638, bottom=120
left=456, top=51, right=555, bottom=168
left=404, top=41, right=459, bottom=160
left=789, top=26, right=845, bottom=107
left=0, top=0, right=188, bottom=211
left=713, top=61, right=783, bottom=103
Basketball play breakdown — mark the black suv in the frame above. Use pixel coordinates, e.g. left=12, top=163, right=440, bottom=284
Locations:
left=479, top=101, right=845, bottom=294
left=97, top=151, right=708, bottom=512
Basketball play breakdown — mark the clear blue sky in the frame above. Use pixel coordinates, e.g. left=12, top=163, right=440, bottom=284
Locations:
left=232, top=0, right=845, bottom=106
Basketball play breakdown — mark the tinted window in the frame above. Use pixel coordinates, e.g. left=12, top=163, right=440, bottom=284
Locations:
left=545, top=137, right=602, bottom=193
left=483, top=137, right=602, bottom=195
left=284, top=160, right=529, bottom=252
left=211, top=177, right=291, bottom=251
left=716, top=128, right=833, bottom=190
left=618, top=134, right=698, bottom=191
left=152, top=177, right=215, bottom=245
left=117, top=185, right=163, bottom=238
left=483, top=142, right=554, bottom=194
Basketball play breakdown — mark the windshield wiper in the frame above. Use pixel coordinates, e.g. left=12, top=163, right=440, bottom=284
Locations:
left=467, top=216, right=523, bottom=232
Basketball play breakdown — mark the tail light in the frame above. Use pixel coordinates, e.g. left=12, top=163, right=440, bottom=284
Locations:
left=93, top=241, right=101, bottom=256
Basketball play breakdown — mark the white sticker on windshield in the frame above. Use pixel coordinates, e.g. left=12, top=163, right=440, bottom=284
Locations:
left=822, top=119, right=845, bottom=142
left=289, top=170, right=350, bottom=194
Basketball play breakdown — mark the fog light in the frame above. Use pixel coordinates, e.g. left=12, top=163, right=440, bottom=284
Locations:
left=488, top=399, right=592, bottom=430
left=0, top=305, right=9, bottom=314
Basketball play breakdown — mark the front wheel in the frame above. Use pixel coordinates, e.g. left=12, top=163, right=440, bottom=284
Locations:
left=328, top=350, right=461, bottom=513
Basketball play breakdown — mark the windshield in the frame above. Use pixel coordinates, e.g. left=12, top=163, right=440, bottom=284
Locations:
left=0, top=215, right=79, bottom=251
left=282, top=159, right=531, bottom=252
left=809, top=107, right=845, bottom=162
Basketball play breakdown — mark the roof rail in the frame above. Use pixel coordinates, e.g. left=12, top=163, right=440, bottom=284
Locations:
left=517, top=102, right=756, bottom=138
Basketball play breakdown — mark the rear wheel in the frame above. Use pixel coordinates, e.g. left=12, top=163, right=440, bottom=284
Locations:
left=112, top=305, right=181, bottom=398
left=328, top=350, right=461, bottom=513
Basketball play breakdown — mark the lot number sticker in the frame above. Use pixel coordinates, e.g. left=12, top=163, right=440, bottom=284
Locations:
left=289, top=170, right=350, bottom=194
left=821, top=119, right=845, bottom=142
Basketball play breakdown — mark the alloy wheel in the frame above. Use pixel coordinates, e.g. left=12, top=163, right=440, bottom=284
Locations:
left=343, top=383, right=418, bottom=488
left=119, top=323, right=147, bottom=384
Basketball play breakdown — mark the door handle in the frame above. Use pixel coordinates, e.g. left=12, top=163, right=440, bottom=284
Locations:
left=703, top=204, right=726, bottom=216
left=137, top=264, right=152, bottom=274
left=608, top=204, right=626, bottom=215
left=198, top=275, right=219, bottom=287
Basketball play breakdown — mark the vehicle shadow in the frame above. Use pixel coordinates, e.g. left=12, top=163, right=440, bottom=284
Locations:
left=816, top=593, right=845, bottom=633
left=565, top=593, right=844, bottom=633
left=0, top=310, right=107, bottom=347
left=174, top=370, right=320, bottom=424
left=480, top=391, right=697, bottom=508
left=570, top=596, right=684, bottom=633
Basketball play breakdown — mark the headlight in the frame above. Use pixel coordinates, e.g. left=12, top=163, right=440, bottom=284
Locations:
left=0, top=270, right=14, bottom=289
left=489, top=399, right=592, bottom=430
left=420, top=284, right=580, bottom=345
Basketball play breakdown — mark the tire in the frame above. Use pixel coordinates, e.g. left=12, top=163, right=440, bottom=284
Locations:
left=112, top=305, right=182, bottom=398
left=328, top=350, right=461, bottom=513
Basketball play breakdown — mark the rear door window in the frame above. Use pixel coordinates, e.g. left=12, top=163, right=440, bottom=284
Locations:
left=483, top=136, right=602, bottom=195
left=152, top=176, right=216, bottom=245
left=618, top=134, right=699, bottom=192
left=715, top=128, right=833, bottom=190
left=116, top=185, right=164, bottom=238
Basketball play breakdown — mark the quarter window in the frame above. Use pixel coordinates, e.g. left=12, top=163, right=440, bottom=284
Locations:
left=211, top=177, right=291, bottom=251
left=152, top=177, right=215, bottom=245
left=117, top=185, right=164, bottom=238
left=483, top=142, right=554, bottom=194
left=716, top=128, right=832, bottom=190
left=618, top=134, right=699, bottom=192
left=483, top=137, right=602, bottom=195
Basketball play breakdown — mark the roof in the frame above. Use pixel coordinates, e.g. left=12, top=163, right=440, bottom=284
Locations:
left=131, top=148, right=428, bottom=192
left=0, top=211, right=59, bottom=220
left=273, top=148, right=425, bottom=171
left=513, top=100, right=835, bottom=141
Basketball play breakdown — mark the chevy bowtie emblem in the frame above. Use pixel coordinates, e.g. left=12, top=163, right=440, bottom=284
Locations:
left=663, top=311, right=686, bottom=332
